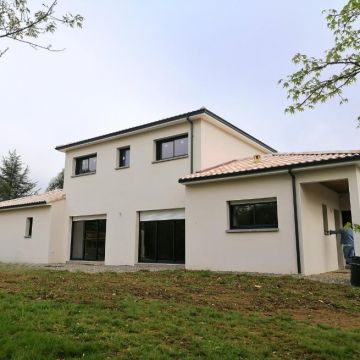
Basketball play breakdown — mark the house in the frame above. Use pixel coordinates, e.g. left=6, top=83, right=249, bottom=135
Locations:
left=0, top=190, right=66, bottom=263
left=0, top=108, right=359, bottom=275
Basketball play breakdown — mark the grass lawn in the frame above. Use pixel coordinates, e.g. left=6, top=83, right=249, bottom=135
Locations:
left=0, top=267, right=359, bottom=359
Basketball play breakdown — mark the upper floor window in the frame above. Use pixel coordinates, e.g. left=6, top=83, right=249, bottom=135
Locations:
left=229, top=198, right=278, bottom=230
left=119, top=146, right=130, bottom=168
left=75, top=154, right=97, bottom=175
left=156, top=134, right=188, bottom=161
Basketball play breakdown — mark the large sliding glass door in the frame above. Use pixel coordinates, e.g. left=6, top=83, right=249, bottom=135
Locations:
left=139, top=219, right=185, bottom=263
left=71, top=219, right=106, bottom=261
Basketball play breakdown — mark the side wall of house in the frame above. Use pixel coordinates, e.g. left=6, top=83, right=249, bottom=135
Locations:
left=0, top=207, right=51, bottom=263
left=185, top=173, right=298, bottom=274
left=198, top=118, right=270, bottom=171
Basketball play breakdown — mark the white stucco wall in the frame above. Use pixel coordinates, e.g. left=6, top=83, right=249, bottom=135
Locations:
left=48, top=200, right=67, bottom=263
left=198, top=118, right=270, bottom=171
left=63, top=122, right=192, bottom=265
left=184, top=173, right=298, bottom=274
left=298, top=182, right=340, bottom=275
left=62, top=116, right=270, bottom=266
left=0, top=206, right=52, bottom=263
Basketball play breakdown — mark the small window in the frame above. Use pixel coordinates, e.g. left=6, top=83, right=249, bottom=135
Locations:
left=229, top=199, right=278, bottom=230
left=25, top=217, right=33, bottom=237
left=75, top=154, right=97, bottom=175
left=119, top=147, right=130, bottom=168
left=322, top=204, right=328, bottom=234
left=156, top=135, right=188, bottom=161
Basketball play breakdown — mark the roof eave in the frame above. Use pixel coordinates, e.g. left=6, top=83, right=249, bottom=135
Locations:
left=55, top=109, right=205, bottom=152
left=0, top=201, right=49, bottom=212
left=179, top=157, right=360, bottom=185
left=202, top=109, right=277, bottom=153
left=55, top=108, right=276, bottom=153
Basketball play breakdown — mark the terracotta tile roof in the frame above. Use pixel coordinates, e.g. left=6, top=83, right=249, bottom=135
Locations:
left=180, top=151, right=360, bottom=183
left=0, top=190, right=65, bottom=210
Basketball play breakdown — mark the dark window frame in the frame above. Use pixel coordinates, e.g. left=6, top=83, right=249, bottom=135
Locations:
left=25, top=217, right=33, bottom=237
left=138, top=219, right=185, bottom=264
left=70, top=219, right=107, bottom=261
left=229, top=199, right=278, bottom=230
left=118, top=146, right=130, bottom=168
left=74, top=153, right=97, bottom=175
left=322, top=204, right=328, bottom=235
left=155, top=134, right=188, bottom=161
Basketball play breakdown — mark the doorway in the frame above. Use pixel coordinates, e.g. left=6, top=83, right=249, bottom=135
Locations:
left=71, top=219, right=106, bottom=261
left=139, top=219, right=185, bottom=263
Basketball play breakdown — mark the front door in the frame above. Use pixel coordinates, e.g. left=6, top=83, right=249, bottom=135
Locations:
left=71, top=219, right=106, bottom=261
left=139, top=220, right=185, bottom=263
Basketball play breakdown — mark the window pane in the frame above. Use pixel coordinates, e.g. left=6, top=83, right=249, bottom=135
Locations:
left=232, top=204, right=254, bottom=228
left=139, top=221, right=156, bottom=262
left=120, top=148, right=130, bottom=167
left=255, top=202, right=278, bottom=227
left=81, top=158, right=89, bottom=173
left=71, top=221, right=84, bottom=259
left=174, top=137, right=188, bottom=157
left=161, top=141, right=174, bottom=159
left=322, top=204, right=328, bottom=234
left=174, top=220, right=185, bottom=262
left=157, top=221, right=174, bottom=261
left=89, top=157, right=97, bottom=172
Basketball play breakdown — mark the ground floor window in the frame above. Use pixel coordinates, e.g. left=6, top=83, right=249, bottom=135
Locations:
left=139, top=219, right=185, bottom=263
left=229, top=198, right=278, bottom=230
left=71, top=219, right=106, bottom=261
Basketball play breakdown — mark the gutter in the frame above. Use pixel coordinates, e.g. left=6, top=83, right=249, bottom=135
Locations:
left=186, top=116, right=194, bottom=173
left=289, top=169, right=302, bottom=274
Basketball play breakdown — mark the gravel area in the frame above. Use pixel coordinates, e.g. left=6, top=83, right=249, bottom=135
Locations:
left=0, top=262, right=185, bottom=273
left=303, top=269, right=351, bottom=285
left=0, top=262, right=352, bottom=284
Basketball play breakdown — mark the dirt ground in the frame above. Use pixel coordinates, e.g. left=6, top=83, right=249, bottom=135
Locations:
left=0, top=262, right=352, bottom=284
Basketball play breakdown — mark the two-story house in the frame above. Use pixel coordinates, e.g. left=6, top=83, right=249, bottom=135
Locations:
left=1, top=107, right=359, bottom=275
left=56, top=108, right=274, bottom=266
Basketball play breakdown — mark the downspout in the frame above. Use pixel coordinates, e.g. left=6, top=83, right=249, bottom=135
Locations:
left=186, top=116, right=194, bottom=173
left=289, top=169, right=302, bottom=274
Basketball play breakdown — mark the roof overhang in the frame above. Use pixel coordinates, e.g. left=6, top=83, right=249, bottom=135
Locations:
left=179, top=157, right=360, bottom=185
left=0, top=201, right=50, bottom=212
left=55, top=108, right=276, bottom=153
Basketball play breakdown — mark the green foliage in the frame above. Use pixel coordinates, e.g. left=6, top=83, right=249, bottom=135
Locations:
left=280, top=0, right=360, bottom=122
left=0, top=150, right=37, bottom=201
left=47, top=168, right=64, bottom=191
left=0, top=0, right=83, bottom=57
left=345, top=222, right=360, bottom=232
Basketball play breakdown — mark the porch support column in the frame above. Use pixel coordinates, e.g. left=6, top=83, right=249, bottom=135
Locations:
left=348, top=167, right=360, bottom=254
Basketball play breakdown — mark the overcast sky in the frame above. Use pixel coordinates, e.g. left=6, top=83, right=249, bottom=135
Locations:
left=0, top=0, right=358, bottom=190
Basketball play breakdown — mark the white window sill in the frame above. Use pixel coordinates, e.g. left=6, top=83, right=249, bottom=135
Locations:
left=226, top=228, right=279, bottom=233
left=152, top=155, right=188, bottom=164
left=115, top=166, right=130, bottom=170
left=71, top=171, right=96, bottom=178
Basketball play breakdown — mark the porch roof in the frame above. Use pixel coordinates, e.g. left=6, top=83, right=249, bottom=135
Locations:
left=0, top=190, right=65, bottom=211
left=179, top=151, right=360, bottom=184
